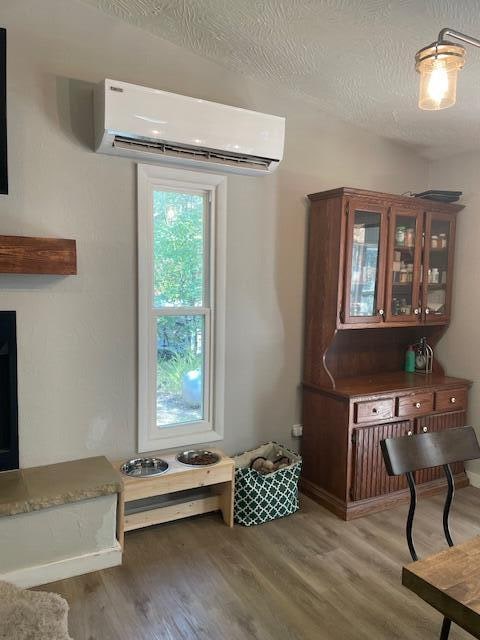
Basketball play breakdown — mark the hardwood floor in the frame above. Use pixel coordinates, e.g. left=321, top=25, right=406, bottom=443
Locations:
left=39, top=487, right=480, bottom=639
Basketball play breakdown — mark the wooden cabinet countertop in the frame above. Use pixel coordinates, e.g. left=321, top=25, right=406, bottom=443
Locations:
left=303, top=371, right=472, bottom=400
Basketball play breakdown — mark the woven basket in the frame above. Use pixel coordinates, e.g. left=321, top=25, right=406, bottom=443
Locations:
left=233, top=442, right=302, bottom=526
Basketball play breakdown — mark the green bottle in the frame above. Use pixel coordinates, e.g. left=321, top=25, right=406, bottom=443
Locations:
left=405, top=345, right=415, bottom=373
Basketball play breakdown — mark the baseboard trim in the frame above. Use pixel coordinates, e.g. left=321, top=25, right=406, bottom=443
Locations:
left=0, top=544, right=122, bottom=588
left=300, top=478, right=347, bottom=519
left=467, top=470, right=480, bottom=488
left=301, top=473, right=470, bottom=521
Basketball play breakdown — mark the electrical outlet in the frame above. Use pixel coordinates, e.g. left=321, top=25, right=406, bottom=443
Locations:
left=291, top=424, right=303, bottom=437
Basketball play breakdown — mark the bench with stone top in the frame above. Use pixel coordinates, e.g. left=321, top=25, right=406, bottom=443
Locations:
left=0, top=456, right=123, bottom=588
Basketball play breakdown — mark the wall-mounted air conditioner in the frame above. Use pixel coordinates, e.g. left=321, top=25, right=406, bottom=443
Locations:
left=94, top=79, right=285, bottom=176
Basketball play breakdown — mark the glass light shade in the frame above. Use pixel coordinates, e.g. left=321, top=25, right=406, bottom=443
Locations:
left=415, top=42, right=465, bottom=110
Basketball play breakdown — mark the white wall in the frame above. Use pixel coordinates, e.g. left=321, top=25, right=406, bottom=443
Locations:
left=1, top=0, right=428, bottom=467
left=429, top=151, right=480, bottom=480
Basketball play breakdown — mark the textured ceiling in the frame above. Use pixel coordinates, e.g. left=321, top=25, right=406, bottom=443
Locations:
left=82, top=0, right=480, bottom=157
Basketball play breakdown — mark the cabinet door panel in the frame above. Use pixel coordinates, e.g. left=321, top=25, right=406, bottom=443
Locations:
left=423, top=212, right=456, bottom=324
left=385, top=208, right=422, bottom=323
left=343, top=200, right=388, bottom=325
left=415, top=411, right=466, bottom=484
left=352, top=420, right=411, bottom=501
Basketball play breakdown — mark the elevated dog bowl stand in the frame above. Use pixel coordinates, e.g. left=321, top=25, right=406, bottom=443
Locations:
left=112, top=449, right=234, bottom=543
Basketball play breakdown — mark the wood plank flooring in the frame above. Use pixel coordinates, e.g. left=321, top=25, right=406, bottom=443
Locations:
left=38, top=487, right=480, bottom=639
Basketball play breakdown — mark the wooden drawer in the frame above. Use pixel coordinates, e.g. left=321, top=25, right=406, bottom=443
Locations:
left=435, top=388, right=468, bottom=413
left=396, top=392, right=434, bottom=418
left=354, top=398, right=394, bottom=424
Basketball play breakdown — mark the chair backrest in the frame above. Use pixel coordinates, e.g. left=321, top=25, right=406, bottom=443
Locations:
left=380, top=425, right=480, bottom=562
left=381, top=426, right=480, bottom=476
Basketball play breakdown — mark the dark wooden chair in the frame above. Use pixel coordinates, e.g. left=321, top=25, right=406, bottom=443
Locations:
left=381, top=425, right=480, bottom=640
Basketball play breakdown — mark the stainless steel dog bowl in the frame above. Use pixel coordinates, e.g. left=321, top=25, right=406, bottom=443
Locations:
left=120, top=457, right=169, bottom=477
left=176, top=450, right=220, bottom=466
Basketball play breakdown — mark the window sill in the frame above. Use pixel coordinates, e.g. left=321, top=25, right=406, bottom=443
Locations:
left=138, top=427, right=223, bottom=453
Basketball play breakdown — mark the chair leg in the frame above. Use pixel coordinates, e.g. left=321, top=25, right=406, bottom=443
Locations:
left=405, top=471, right=418, bottom=561
left=442, top=464, right=455, bottom=548
left=439, top=617, right=451, bottom=640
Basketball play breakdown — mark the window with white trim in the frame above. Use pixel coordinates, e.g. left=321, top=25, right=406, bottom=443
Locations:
left=137, top=165, right=226, bottom=452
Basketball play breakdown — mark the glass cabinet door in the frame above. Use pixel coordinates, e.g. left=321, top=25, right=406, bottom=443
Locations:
left=343, top=201, right=388, bottom=324
left=385, top=209, right=422, bottom=323
left=423, top=212, right=455, bottom=323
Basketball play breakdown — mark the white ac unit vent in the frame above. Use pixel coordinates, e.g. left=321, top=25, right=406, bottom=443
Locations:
left=94, top=80, right=285, bottom=176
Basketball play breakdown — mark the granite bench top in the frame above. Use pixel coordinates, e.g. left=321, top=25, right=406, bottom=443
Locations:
left=0, top=456, right=123, bottom=517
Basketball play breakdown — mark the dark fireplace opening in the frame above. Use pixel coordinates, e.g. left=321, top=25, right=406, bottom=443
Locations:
left=0, top=312, right=18, bottom=471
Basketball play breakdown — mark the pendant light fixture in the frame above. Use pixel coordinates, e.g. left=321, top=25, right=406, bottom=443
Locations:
left=415, top=28, right=480, bottom=110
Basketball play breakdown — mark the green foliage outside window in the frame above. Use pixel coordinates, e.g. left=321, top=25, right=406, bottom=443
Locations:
left=153, top=190, right=204, bottom=308
left=153, top=191, right=205, bottom=402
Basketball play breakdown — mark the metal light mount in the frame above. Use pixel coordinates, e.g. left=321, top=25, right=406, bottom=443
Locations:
left=415, top=28, right=480, bottom=110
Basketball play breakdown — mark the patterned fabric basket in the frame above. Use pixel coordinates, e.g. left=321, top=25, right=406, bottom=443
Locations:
left=233, top=442, right=302, bottom=526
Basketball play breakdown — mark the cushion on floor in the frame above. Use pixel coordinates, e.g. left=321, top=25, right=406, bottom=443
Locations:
left=0, top=581, right=72, bottom=640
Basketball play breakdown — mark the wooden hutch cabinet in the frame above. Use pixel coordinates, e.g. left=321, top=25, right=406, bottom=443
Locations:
left=301, top=187, right=470, bottom=520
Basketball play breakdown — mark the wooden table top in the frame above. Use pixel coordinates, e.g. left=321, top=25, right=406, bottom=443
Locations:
left=402, top=536, right=480, bottom=639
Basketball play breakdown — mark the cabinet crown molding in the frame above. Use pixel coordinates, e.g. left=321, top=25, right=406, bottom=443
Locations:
left=307, top=187, right=464, bottom=214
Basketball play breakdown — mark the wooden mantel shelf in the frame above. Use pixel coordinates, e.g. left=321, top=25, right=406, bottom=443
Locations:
left=0, top=235, right=77, bottom=275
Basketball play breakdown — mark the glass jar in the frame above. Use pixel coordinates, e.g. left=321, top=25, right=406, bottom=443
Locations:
left=431, top=234, right=439, bottom=249
left=439, top=233, right=447, bottom=249
left=405, top=228, right=415, bottom=247
left=396, top=227, right=406, bottom=245
left=353, top=224, right=365, bottom=244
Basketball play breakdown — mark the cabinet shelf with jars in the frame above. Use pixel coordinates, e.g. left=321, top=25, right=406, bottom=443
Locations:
left=302, top=187, right=469, bottom=520
left=325, top=190, right=461, bottom=328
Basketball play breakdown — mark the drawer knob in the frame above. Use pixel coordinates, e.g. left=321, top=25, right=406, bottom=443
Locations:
left=423, top=426, right=428, bottom=433
left=450, top=397, right=456, bottom=404
left=378, top=309, right=385, bottom=316
left=414, top=308, right=420, bottom=315
left=372, top=407, right=378, bottom=414
left=407, top=430, right=413, bottom=436
left=415, top=402, right=422, bottom=408
left=425, top=308, right=430, bottom=315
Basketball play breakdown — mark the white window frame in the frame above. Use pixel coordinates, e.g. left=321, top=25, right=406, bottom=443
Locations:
left=137, top=164, right=226, bottom=452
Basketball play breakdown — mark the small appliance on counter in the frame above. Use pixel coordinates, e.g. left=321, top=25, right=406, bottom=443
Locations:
left=413, top=337, right=434, bottom=374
